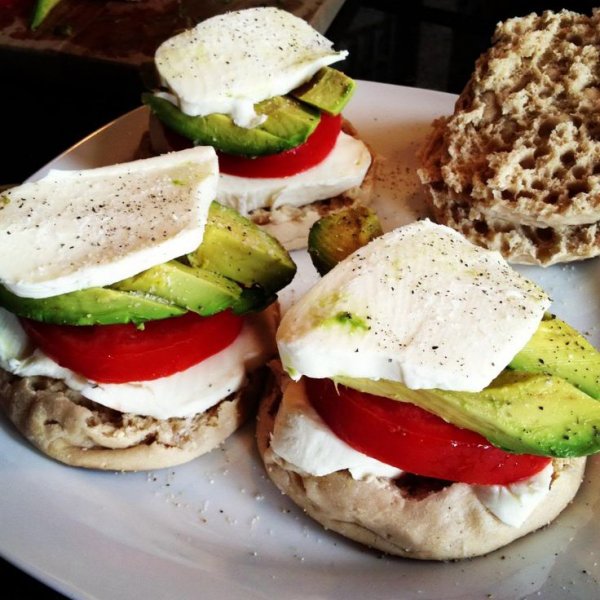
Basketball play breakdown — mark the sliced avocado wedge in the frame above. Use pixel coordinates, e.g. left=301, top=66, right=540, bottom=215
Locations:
left=0, top=285, right=184, bottom=326
left=510, top=314, right=600, bottom=399
left=231, top=287, right=277, bottom=315
left=308, top=206, right=383, bottom=275
left=189, top=202, right=296, bottom=293
left=334, top=371, right=600, bottom=458
left=143, top=93, right=320, bottom=157
left=291, top=67, right=356, bottom=115
left=111, top=260, right=241, bottom=316
left=31, top=0, right=62, bottom=30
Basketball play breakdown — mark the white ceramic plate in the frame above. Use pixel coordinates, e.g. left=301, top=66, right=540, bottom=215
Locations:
left=2, top=82, right=599, bottom=599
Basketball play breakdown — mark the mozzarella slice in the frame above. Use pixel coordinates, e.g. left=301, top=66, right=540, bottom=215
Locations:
left=270, top=378, right=403, bottom=480
left=0, top=307, right=276, bottom=419
left=0, top=147, right=218, bottom=298
left=0, top=307, right=32, bottom=366
left=277, top=220, right=550, bottom=392
left=472, top=464, right=553, bottom=527
left=218, top=133, right=371, bottom=214
left=155, top=7, right=347, bottom=127
left=268, top=377, right=553, bottom=527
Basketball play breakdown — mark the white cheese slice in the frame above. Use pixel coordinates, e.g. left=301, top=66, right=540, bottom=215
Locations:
left=268, top=377, right=553, bottom=527
left=472, top=464, right=554, bottom=527
left=0, top=307, right=276, bottom=419
left=0, top=147, right=218, bottom=298
left=277, top=220, right=550, bottom=392
left=0, top=307, right=31, bottom=364
left=218, top=132, right=371, bottom=214
left=270, top=378, right=403, bottom=480
left=155, top=7, right=347, bottom=127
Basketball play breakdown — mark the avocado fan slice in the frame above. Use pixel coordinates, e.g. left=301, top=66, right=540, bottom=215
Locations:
left=510, top=314, right=600, bottom=400
left=308, top=206, right=383, bottom=276
left=291, top=67, right=356, bottom=115
left=111, top=260, right=241, bottom=317
left=143, top=93, right=320, bottom=157
left=334, top=370, right=600, bottom=458
left=31, top=0, right=62, bottom=30
left=189, top=201, right=297, bottom=295
left=0, top=284, right=184, bottom=326
left=127, top=202, right=296, bottom=316
left=229, top=287, right=276, bottom=316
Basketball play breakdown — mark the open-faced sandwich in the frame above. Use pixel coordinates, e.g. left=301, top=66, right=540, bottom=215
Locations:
left=0, top=147, right=296, bottom=471
left=143, top=6, right=374, bottom=250
left=257, top=218, right=600, bottom=559
left=418, top=9, right=600, bottom=266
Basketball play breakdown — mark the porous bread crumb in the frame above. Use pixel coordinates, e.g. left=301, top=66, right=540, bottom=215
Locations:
left=418, top=9, right=600, bottom=265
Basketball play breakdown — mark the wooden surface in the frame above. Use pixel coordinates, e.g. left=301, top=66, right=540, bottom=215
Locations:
left=0, top=0, right=345, bottom=65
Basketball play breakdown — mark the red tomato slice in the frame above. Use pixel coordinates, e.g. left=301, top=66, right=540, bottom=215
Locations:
left=217, top=113, right=342, bottom=178
left=21, top=311, right=243, bottom=384
left=305, top=378, right=551, bottom=485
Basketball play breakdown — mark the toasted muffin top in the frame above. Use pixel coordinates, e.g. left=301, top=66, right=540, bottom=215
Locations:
left=418, top=9, right=600, bottom=265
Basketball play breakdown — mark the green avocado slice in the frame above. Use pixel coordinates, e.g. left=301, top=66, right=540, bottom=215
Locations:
left=31, top=0, right=62, bottom=30
left=143, top=93, right=320, bottom=157
left=308, top=206, right=383, bottom=276
left=334, top=371, right=600, bottom=458
left=510, top=314, right=600, bottom=400
left=111, top=260, right=241, bottom=316
left=189, top=202, right=296, bottom=294
left=291, top=67, right=356, bottom=115
left=0, top=285, right=184, bottom=326
left=230, top=286, right=277, bottom=316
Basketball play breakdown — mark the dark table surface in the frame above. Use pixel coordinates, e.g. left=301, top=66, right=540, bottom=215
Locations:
left=2, top=0, right=600, bottom=597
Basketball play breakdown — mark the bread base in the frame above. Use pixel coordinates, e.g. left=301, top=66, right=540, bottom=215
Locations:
left=418, top=120, right=600, bottom=266
left=417, top=10, right=600, bottom=266
left=0, top=365, right=271, bottom=472
left=256, top=380, right=586, bottom=560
